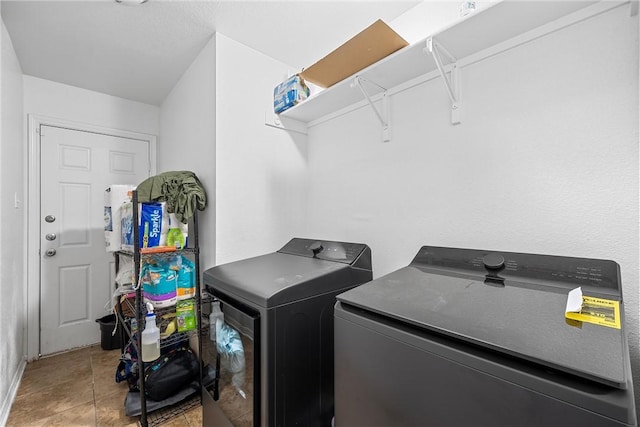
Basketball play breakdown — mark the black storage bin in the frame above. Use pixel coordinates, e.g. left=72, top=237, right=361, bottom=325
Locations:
left=96, top=314, right=122, bottom=350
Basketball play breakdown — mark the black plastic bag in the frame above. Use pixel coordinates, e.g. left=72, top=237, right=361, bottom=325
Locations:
left=144, top=346, right=199, bottom=401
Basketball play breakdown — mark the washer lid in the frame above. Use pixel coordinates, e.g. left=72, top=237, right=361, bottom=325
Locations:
left=204, top=238, right=371, bottom=308
left=337, top=246, right=629, bottom=389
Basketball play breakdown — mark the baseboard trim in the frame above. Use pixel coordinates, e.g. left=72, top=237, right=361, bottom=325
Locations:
left=0, top=358, right=26, bottom=426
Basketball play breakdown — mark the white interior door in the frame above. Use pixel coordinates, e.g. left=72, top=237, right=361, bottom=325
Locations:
left=39, top=125, right=150, bottom=355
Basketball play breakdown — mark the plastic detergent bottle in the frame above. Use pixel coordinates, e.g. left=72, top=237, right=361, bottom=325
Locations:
left=209, top=301, right=224, bottom=343
left=141, top=302, right=160, bottom=362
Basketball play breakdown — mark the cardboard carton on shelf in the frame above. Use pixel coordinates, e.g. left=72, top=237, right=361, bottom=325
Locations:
left=299, top=19, right=408, bottom=89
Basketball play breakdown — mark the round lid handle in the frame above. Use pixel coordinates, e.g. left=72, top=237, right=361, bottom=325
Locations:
left=483, top=253, right=505, bottom=270
left=309, top=241, right=323, bottom=256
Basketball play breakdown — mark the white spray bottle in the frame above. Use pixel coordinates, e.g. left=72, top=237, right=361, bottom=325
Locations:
left=209, top=301, right=224, bottom=343
left=141, top=302, right=160, bottom=362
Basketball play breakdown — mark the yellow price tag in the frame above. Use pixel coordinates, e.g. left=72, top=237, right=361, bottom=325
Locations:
left=565, top=296, right=621, bottom=329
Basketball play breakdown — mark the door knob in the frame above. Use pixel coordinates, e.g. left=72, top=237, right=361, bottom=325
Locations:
left=44, top=215, right=56, bottom=223
left=45, top=233, right=57, bottom=241
left=45, top=248, right=56, bottom=257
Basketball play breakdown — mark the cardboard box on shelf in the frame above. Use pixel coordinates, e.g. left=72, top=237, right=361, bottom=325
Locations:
left=299, top=19, right=408, bottom=89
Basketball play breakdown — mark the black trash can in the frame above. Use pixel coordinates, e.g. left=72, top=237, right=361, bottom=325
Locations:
left=96, top=314, right=122, bottom=350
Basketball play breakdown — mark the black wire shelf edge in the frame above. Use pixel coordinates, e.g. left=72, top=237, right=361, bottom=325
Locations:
left=125, top=387, right=201, bottom=421
left=139, top=247, right=198, bottom=257
left=114, top=315, right=197, bottom=350
left=116, top=247, right=197, bottom=255
left=160, top=330, right=198, bottom=349
left=120, top=294, right=203, bottom=319
left=115, top=249, right=198, bottom=263
left=147, top=395, right=201, bottom=427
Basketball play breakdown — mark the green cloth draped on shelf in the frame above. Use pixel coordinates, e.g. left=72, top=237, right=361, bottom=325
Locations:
left=136, top=171, right=207, bottom=224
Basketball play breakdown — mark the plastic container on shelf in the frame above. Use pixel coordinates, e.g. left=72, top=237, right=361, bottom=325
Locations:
left=176, top=256, right=196, bottom=301
left=141, top=260, right=178, bottom=309
left=209, top=301, right=224, bottom=342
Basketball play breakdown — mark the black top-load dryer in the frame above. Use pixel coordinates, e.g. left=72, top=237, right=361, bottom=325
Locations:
left=202, top=238, right=372, bottom=427
left=334, top=246, right=636, bottom=426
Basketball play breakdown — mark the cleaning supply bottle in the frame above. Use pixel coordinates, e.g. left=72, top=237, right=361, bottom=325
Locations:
left=141, top=302, right=160, bottom=362
left=209, top=301, right=224, bottom=343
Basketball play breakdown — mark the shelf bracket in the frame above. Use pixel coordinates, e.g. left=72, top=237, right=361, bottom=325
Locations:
left=351, top=76, right=391, bottom=143
left=264, top=112, right=308, bottom=135
left=425, top=37, right=461, bottom=125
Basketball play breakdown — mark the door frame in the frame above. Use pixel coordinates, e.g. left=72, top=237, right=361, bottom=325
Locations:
left=26, top=114, right=157, bottom=361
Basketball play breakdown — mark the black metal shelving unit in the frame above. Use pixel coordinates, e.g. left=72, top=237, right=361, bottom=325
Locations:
left=114, top=189, right=202, bottom=427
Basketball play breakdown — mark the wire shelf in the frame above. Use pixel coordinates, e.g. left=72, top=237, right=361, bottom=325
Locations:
left=144, top=394, right=201, bottom=427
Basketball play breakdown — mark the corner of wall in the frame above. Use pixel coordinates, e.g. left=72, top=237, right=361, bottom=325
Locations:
left=0, top=359, right=26, bottom=425
left=1, top=15, right=26, bottom=424
left=213, top=33, right=309, bottom=264
left=159, top=32, right=217, bottom=269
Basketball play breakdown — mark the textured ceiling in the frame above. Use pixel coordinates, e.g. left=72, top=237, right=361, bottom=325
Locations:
left=1, top=0, right=420, bottom=105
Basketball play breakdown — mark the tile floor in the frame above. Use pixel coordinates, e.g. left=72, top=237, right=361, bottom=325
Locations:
left=6, top=344, right=202, bottom=426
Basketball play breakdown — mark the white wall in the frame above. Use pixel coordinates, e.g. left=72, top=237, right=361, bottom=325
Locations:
left=160, top=34, right=217, bottom=271
left=0, top=17, right=26, bottom=425
left=390, top=0, right=496, bottom=44
left=159, top=32, right=308, bottom=270
left=306, top=0, right=639, bottom=410
left=23, top=76, right=160, bottom=135
left=214, top=33, right=308, bottom=265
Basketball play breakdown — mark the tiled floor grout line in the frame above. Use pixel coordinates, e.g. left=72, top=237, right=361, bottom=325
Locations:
left=91, top=352, right=98, bottom=427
